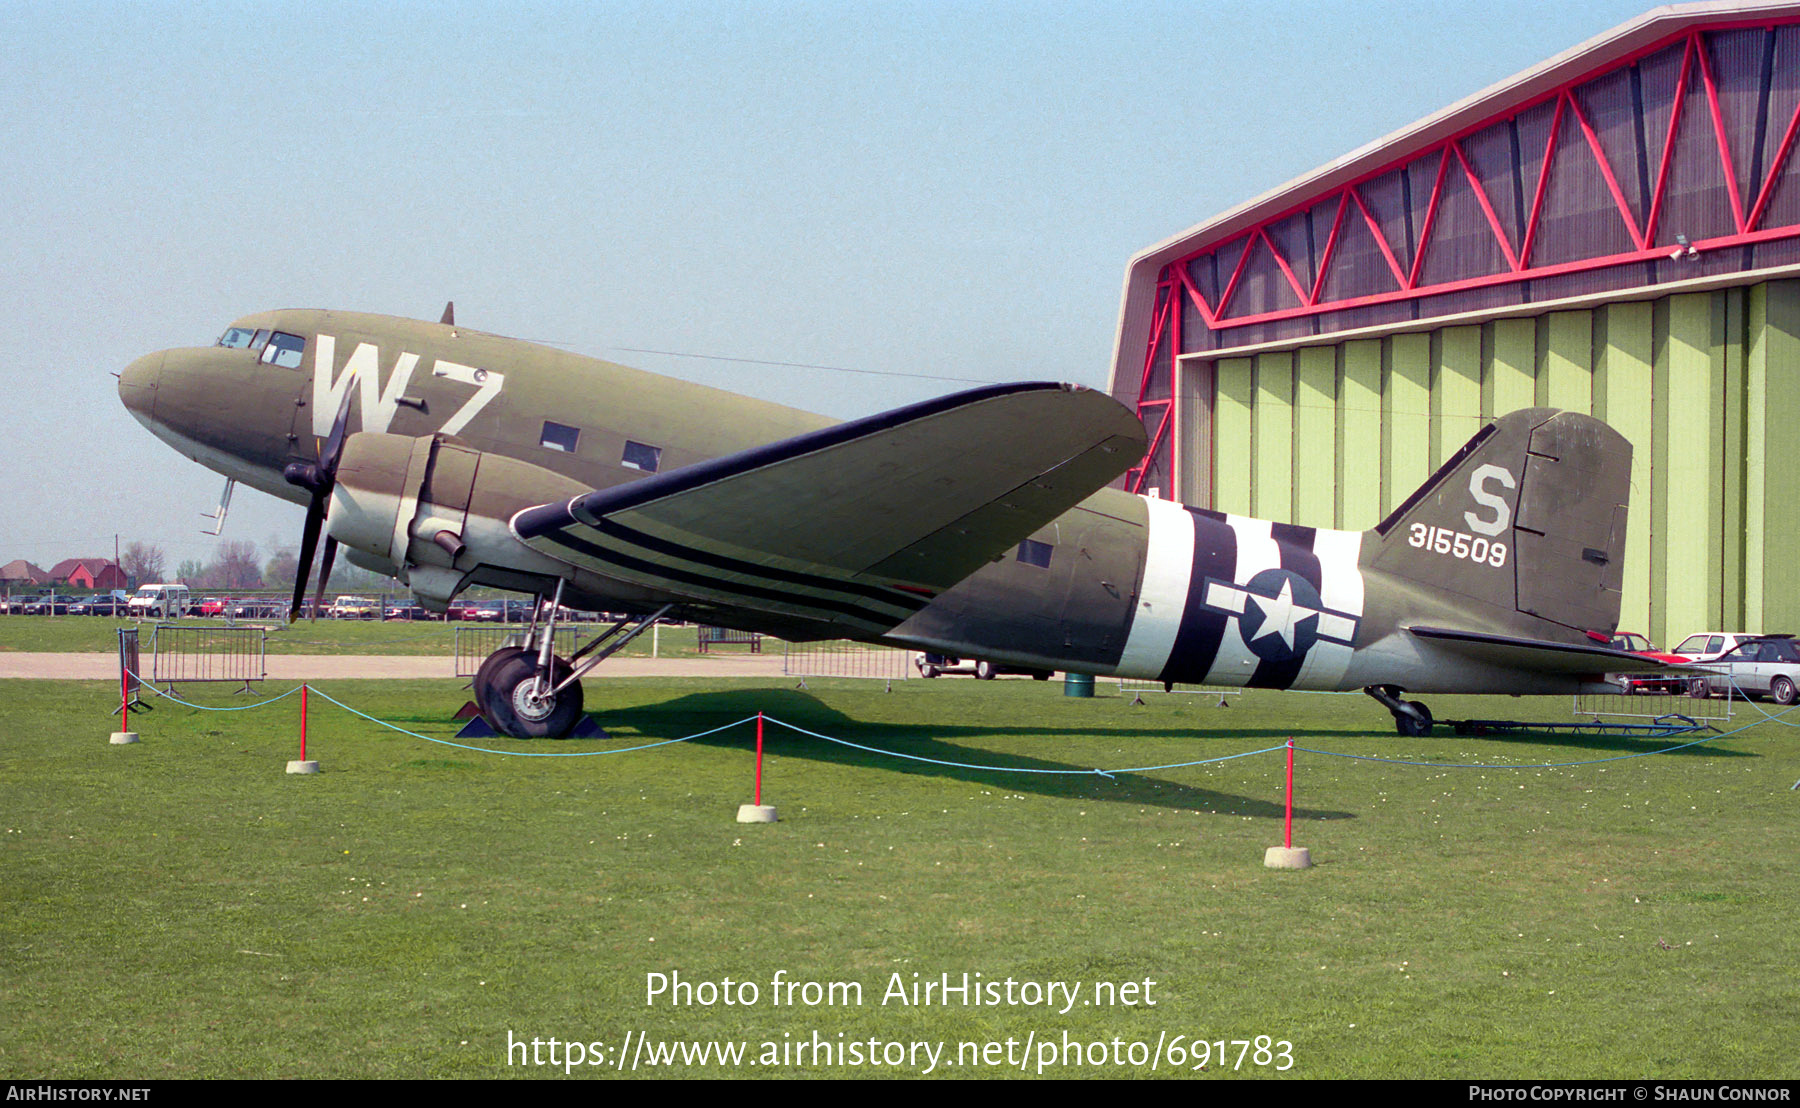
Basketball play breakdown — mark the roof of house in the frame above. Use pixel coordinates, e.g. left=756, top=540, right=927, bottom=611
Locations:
left=49, top=558, right=123, bottom=580
left=0, top=560, right=50, bottom=584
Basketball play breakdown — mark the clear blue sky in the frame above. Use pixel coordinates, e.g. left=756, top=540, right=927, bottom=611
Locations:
left=0, top=0, right=1655, bottom=572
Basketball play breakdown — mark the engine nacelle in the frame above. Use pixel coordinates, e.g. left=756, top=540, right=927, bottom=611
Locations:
left=327, top=432, right=592, bottom=609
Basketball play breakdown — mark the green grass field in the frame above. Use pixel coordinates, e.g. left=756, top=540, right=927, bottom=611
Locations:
left=3, top=675, right=1797, bottom=1079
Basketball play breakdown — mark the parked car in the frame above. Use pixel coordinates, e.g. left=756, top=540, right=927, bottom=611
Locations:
left=231, top=598, right=285, bottom=619
left=69, top=592, right=128, bottom=616
left=329, top=595, right=381, bottom=619
left=128, top=584, right=191, bottom=619
left=913, top=652, right=1052, bottom=681
left=1605, top=632, right=1698, bottom=694
left=195, top=596, right=232, bottom=617
left=1687, top=635, right=1800, bottom=702
left=1661, top=632, right=1777, bottom=698
left=1668, top=631, right=1763, bottom=664
left=23, top=593, right=84, bottom=615
left=463, top=600, right=508, bottom=623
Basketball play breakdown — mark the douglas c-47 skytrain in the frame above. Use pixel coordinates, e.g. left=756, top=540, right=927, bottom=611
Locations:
left=119, top=307, right=1665, bottom=739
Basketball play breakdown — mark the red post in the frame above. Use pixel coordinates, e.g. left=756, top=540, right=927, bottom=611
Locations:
left=754, top=712, right=764, bottom=806
left=1284, top=738, right=1295, bottom=850
left=300, top=684, right=308, bottom=762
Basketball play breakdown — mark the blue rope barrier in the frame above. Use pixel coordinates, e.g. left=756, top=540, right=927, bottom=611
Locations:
left=762, top=716, right=1290, bottom=776
left=304, top=686, right=756, bottom=757
left=117, top=666, right=1789, bottom=777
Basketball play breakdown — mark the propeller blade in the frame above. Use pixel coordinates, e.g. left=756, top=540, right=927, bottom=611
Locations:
left=319, top=386, right=356, bottom=476
left=290, top=496, right=326, bottom=622
left=286, top=384, right=357, bottom=623
left=311, top=536, right=338, bottom=623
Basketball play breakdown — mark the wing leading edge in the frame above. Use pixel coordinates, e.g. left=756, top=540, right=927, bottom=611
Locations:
left=511, top=382, right=1146, bottom=636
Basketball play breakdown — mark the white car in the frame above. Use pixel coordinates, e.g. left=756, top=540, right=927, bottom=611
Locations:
left=1669, top=631, right=1762, bottom=664
left=1686, top=635, right=1800, bottom=702
left=913, top=652, right=1052, bottom=681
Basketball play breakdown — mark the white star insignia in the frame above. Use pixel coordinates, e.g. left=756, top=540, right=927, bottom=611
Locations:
left=1247, top=579, right=1318, bottom=650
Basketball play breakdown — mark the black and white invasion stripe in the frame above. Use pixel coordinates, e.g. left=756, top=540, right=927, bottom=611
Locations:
left=1109, top=498, right=1365, bottom=691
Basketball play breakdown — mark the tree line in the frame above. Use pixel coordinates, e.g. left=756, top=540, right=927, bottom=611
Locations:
left=119, top=539, right=400, bottom=592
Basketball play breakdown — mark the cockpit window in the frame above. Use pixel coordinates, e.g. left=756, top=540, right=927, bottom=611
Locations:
left=259, top=331, right=306, bottom=369
left=218, top=326, right=256, bottom=349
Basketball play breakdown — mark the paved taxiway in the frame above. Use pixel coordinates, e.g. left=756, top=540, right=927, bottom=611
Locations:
left=0, top=653, right=794, bottom=680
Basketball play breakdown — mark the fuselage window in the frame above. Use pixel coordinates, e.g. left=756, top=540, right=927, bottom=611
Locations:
left=218, top=327, right=256, bottom=349
left=540, top=421, right=581, bottom=453
left=1017, top=539, right=1053, bottom=568
left=622, top=441, right=662, bottom=472
left=259, top=331, right=306, bottom=369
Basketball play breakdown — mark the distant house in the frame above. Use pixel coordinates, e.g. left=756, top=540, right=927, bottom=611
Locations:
left=48, top=558, right=128, bottom=591
left=1, top=560, right=50, bottom=587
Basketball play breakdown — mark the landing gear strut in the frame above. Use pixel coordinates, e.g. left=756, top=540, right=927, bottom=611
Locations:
left=470, top=588, right=674, bottom=739
left=1364, top=684, right=1433, bottom=737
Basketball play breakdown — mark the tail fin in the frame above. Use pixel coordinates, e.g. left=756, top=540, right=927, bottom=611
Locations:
left=1366, top=407, right=1631, bottom=639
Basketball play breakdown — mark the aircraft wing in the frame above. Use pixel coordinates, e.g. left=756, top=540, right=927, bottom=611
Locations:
left=511, top=382, right=1146, bottom=635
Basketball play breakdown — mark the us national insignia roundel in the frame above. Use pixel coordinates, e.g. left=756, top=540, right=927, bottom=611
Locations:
left=1109, top=500, right=1365, bottom=691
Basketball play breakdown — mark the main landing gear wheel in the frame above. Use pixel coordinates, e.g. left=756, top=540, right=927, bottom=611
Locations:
left=473, top=646, right=531, bottom=721
left=976, top=660, right=997, bottom=680
left=479, top=651, right=585, bottom=739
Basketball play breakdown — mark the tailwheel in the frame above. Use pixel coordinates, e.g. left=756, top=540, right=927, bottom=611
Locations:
left=1364, top=684, right=1433, bottom=738
left=1394, top=700, right=1433, bottom=737
left=480, top=650, right=585, bottom=739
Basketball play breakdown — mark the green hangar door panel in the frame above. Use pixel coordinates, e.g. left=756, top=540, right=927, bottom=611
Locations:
left=1512, top=413, right=1631, bottom=635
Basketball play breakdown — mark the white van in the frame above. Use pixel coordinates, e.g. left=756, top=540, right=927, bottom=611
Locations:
left=128, top=583, right=191, bottom=619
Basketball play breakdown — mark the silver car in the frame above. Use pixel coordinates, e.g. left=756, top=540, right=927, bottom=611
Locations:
left=1691, top=636, right=1800, bottom=704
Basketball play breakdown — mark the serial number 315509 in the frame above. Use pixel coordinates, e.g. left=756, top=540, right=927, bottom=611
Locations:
left=1408, top=523, right=1509, bottom=567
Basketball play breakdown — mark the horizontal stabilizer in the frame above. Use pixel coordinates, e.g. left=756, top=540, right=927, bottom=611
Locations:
left=512, top=382, right=1145, bottom=634
left=1408, top=626, right=1689, bottom=676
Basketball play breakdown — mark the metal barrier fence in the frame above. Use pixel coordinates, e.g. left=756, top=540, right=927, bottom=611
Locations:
left=148, top=623, right=267, bottom=691
left=1576, top=665, right=1742, bottom=726
left=783, top=640, right=913, bottom=688
left=1573, top=683, right=1734, bottom=724
left=1115, top=677, right=1244, bottom=706
left=452, top=625, right=579, bottom=678
left=116, top=627, right=148, bottom=711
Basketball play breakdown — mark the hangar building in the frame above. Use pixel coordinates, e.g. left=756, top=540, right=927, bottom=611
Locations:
left=1107, top=0, right=1800, bottom=648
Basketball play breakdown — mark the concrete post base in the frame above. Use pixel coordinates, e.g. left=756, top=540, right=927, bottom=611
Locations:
left=109, top=732, right=140, bottom=745
left=1264, top=846, right=1312, bottom=869
left=286, top=760, right=321, bottom=775
left=736, top=804, right=778, bottom=823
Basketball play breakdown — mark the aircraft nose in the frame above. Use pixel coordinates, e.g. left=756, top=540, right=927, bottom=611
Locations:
left=118, top=350, right=164, bottom=421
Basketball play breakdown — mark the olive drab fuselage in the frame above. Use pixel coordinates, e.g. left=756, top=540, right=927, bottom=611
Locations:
left=122, top=309, right=1639, bottom=702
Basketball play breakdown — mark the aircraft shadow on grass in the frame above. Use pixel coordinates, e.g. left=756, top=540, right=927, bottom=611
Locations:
left=558, top=687, right=1756, bottom=816
left=569, top=687, right=1355, bottom=820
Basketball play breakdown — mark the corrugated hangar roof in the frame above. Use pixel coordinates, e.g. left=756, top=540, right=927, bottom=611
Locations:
left=1108, top=0, right=1800, bottom=396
